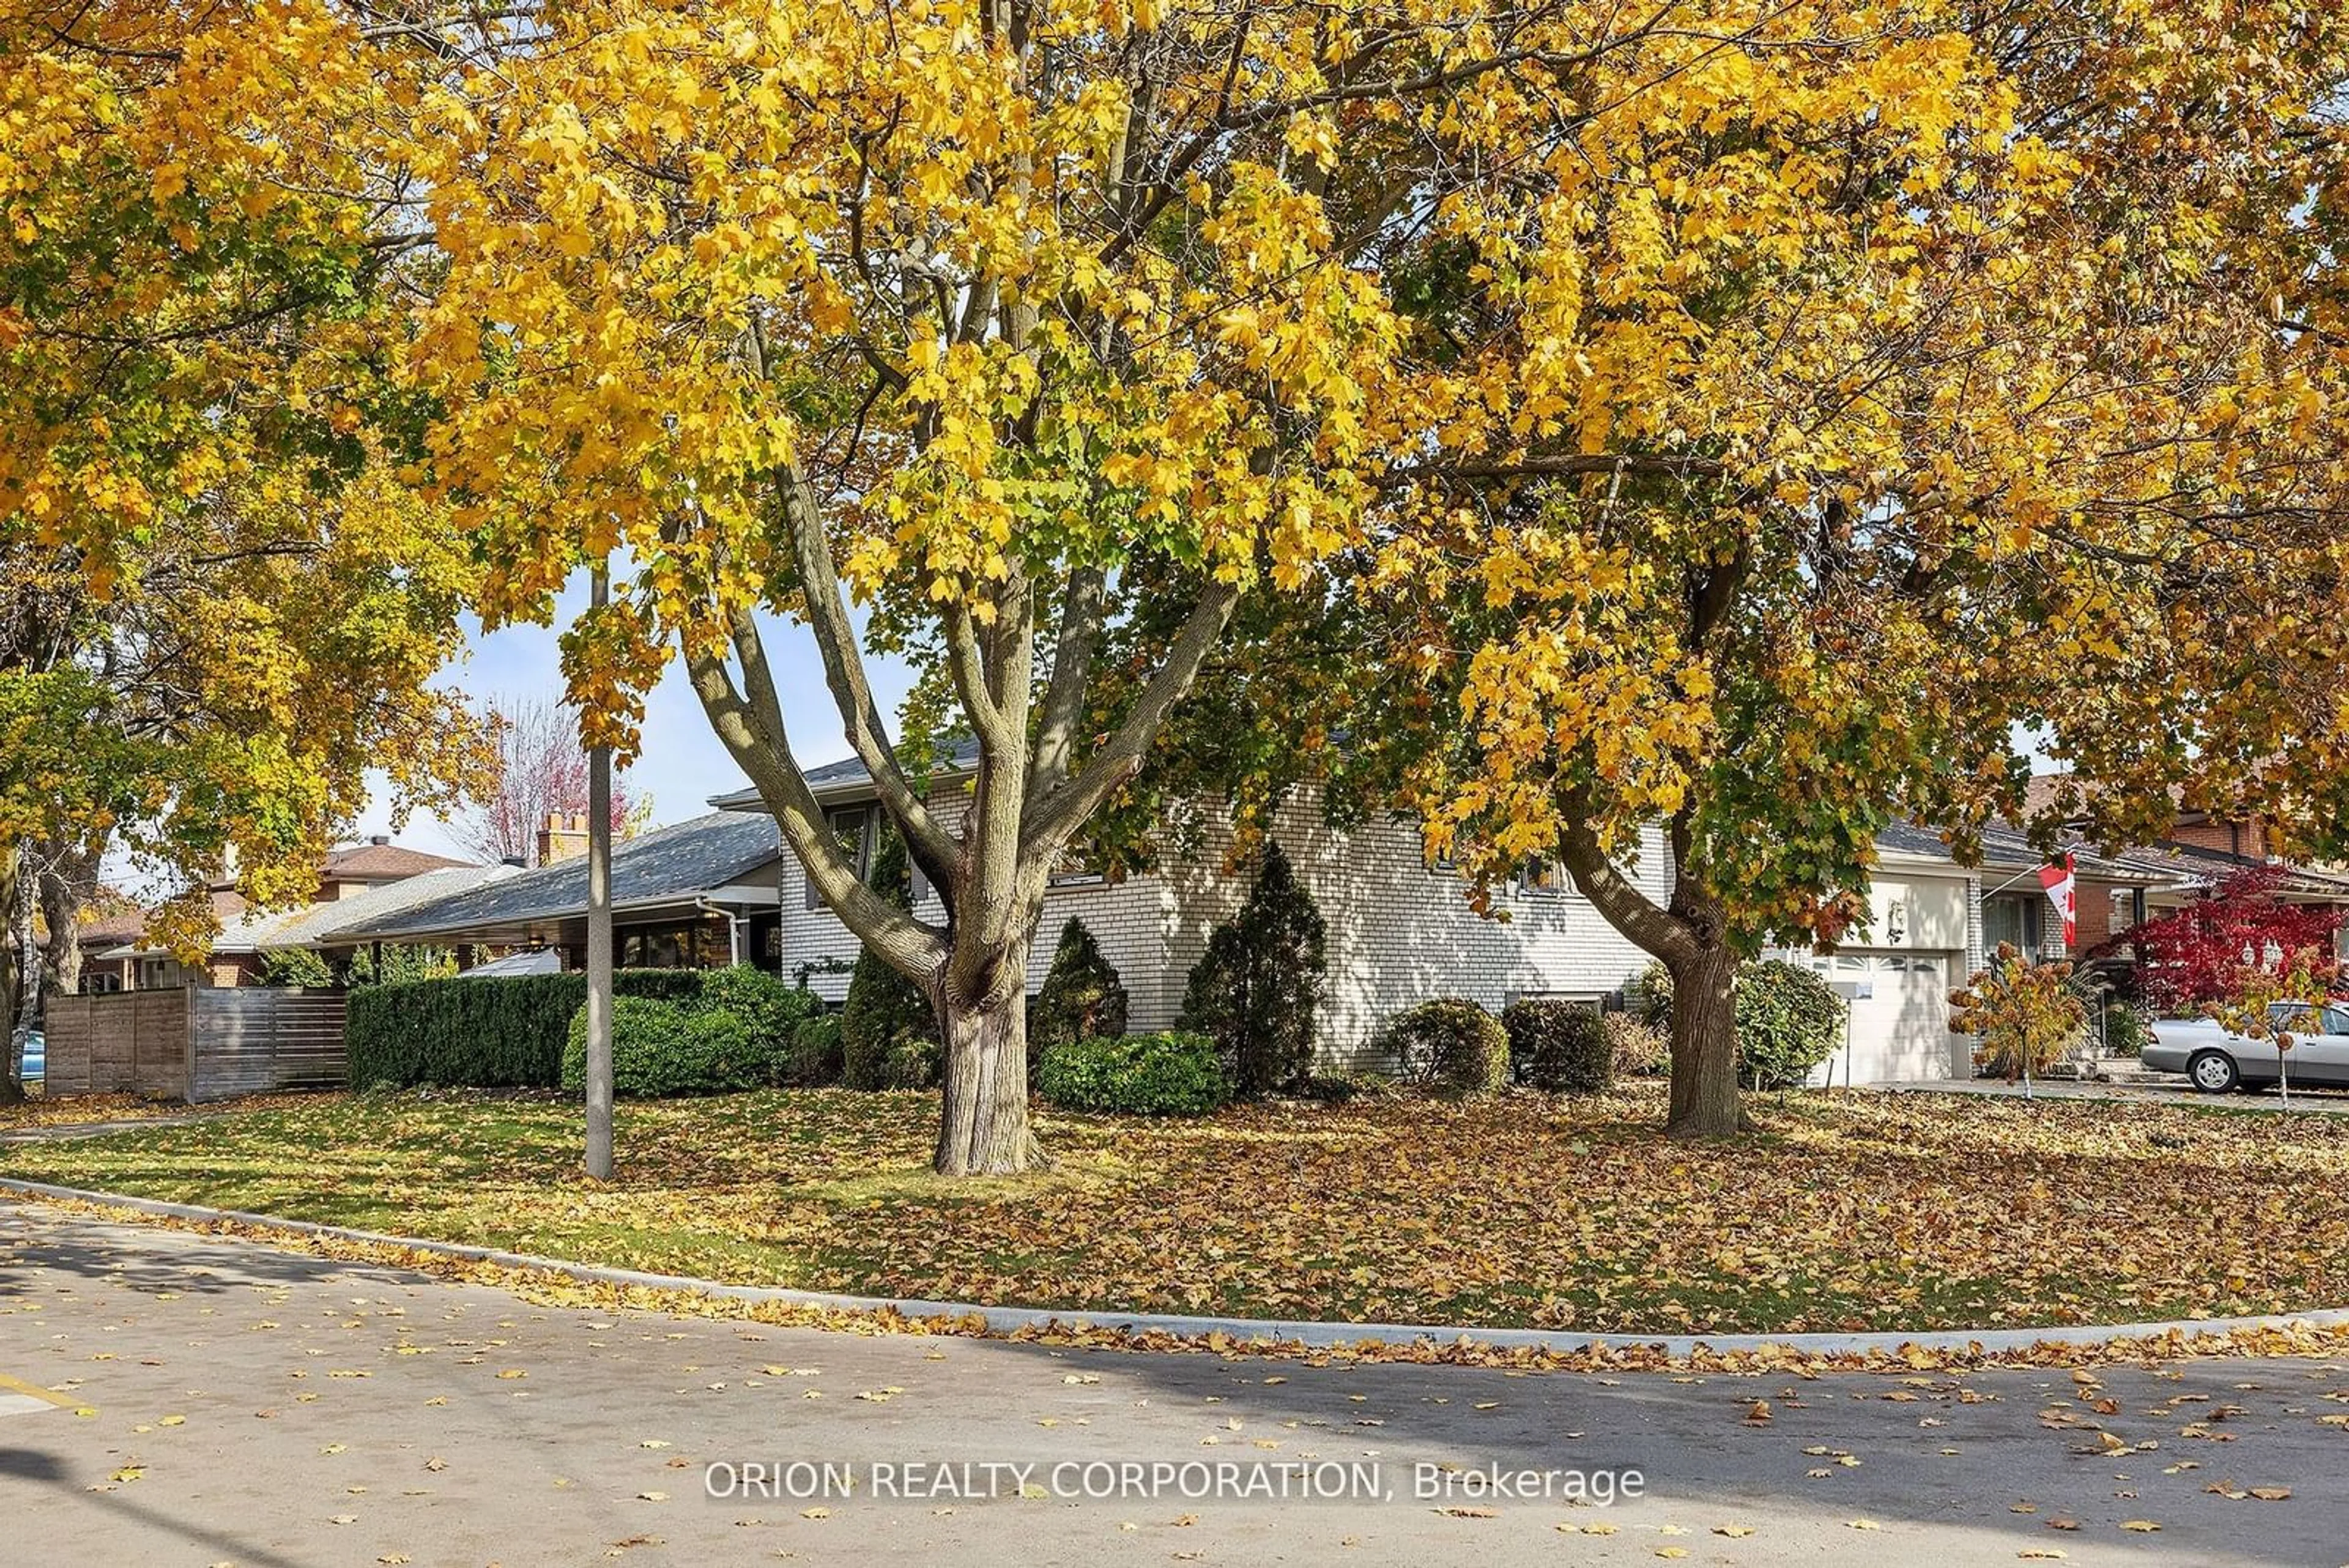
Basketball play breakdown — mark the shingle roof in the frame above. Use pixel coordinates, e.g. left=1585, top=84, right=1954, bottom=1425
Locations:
left=231, top=864, right=519, bottom=953
left=339, top=810, right=784, bottom=942
left=1875, top=819, right=2178, bottom=886
left=321, top=842, right=476, bottom=881
left=709, top=737, right=982, bottom=809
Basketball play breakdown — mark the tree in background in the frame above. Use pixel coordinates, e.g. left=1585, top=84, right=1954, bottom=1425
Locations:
left=1949, top=945, right=2088, bottom=1099
left=2108, top=869, right=2347, bottom=1017
left=1178, top=845, right=1327, bottom=1098
left=450, top=696, right=651, bottom=868
left=0, top=4, right=488, bottom=1097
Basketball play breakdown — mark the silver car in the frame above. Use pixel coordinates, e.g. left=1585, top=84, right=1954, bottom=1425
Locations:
left=2145, top=1002, right=2349, bottom=1093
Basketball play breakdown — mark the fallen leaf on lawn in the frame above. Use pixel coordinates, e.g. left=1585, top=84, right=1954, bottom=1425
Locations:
left=423, top=1457, right=447, bottom=1473
left=2018, top=1551, right=2066, bottom=1561
left=2047, top=1518, right=2079, bottom=1531
left=2120, top=1520, right=2161, bottom=1532
left=801, top=1507, right=829, bottom=1520
left=1434, top=1506, right=1496, bottom=1518
left=1655, top=1550, right=1688, bottom=1560
left=1846, top=1519, right=1880, bottom=1531
left=1713, top=1525, right=1755, bottom=1537
left=2247, top=1487, right=2291, bottom=1501
left=637, top=1492, right=667, bottom=1503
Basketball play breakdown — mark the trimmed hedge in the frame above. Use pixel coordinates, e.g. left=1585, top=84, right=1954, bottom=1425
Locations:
left=560, top=996, right=782, bottom=1097
left=1503, top=999, right=1610, bottom=1094
left=1389, top=998, right=1510, bottom=1095
left=1035, top=1031, right=1229, bottom=1117
left=349, top=973, right=585, bottom=1089
left=347, top=966, right=817, bottom=1090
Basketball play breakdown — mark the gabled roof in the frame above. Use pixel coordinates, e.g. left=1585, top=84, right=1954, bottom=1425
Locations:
left=321, top=842, right=476, bottom=882
left=338, top=810, right=784, bottom=943
left=708, top=737, right=982, bottom=811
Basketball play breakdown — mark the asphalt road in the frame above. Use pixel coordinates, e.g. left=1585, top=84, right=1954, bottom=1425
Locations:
left=4, top=1200, right=2347, bottom=1567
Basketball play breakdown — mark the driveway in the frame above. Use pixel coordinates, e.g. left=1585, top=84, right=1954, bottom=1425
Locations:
left=6, top=1201, right=2349, bottom=1566
left=1876, top=1077, right=2349, bottom=1115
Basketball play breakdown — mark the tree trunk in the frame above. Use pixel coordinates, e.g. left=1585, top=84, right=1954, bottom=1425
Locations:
left=3, top=850, right=38, bottom=1104
left=933, top=977, right=1034, bottom=1176
left=1664, top=942, right=1742, bottom=1137
left=37, top=842, right=95, bottom=999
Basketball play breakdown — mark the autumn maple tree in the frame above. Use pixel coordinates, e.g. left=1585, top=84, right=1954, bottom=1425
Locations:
left=1214, top=1, right=2349, bottom=1137
left=2108, top=869, right=2347, bottom=1018
left=0, top=3, right=486, bottom=1096
left=399, top=0, right=1845, bottom=1173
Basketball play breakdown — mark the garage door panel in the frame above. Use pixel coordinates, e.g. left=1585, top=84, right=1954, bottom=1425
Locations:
left=1789, top=952, right=1956, bottom=1085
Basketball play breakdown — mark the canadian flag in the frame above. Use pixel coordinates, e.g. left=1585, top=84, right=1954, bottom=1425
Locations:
left=2038, top=855, right=2077, bottom=949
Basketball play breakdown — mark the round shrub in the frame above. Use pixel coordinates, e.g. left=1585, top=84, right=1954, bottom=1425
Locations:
left=785, top=1013, right=844, bottom=1086
left=1734, top=959, right=1846, bottom=1090
left=1388, top=998, right=1510, bottom=1094
left=1502, top=999, right=1609, bottom=1093
left=1035, top=1031, right=1229, bottom=1117
left=560, top=996, right=768, bottom=1097
left=695, top=965, right=821, bottom=1052
left=1602, top=1012, right=1669, bottom=1077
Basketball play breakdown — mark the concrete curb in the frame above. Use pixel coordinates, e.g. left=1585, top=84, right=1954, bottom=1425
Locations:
left=11, top=1175, right=2349, bottom=1361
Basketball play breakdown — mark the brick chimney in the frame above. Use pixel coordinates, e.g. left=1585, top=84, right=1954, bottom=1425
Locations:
left=536, top=811, right=590, bottom=865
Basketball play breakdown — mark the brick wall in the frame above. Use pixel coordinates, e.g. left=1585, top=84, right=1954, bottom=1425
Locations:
left=776, top=787, right=1671, bottom=1070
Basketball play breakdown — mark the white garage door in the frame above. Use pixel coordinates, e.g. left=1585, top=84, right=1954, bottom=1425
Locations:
left=1788, top=952, right=1962, bottom=1085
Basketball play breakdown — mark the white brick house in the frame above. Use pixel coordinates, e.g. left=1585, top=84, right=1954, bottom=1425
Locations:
left=714, top=755, right=1673, bottom=1069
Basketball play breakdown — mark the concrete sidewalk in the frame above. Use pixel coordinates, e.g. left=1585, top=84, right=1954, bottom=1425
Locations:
left=5, top=1199, right=2348, bottom=1566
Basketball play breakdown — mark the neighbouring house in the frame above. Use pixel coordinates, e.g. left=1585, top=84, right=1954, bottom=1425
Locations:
left=84, top=838, right=489, bottom=991
left=2013, top=773, right=2349, bottom=964
left=336, top=811, right=789, bottom=970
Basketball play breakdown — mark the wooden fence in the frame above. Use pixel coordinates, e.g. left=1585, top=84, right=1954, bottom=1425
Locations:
left=43, top=987, right=347, bottom=1102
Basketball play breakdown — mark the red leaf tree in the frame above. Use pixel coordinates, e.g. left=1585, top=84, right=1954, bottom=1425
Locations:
left=2111, top=868, right=2346, bottom=1014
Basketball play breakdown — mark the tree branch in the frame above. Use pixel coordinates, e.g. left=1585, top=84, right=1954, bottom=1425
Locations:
left=1023, top=578, right=1240, bottom=855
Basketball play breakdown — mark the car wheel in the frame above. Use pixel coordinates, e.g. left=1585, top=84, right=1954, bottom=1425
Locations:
left=2187, top=1050, right=2241, bottom=1094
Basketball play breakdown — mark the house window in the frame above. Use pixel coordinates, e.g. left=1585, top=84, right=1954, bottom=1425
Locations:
left=809, top=804, right=877, bottom=909
left=1983, top=894, right=2043, bottom=960
left=1520, top=858, right=1565, bottom=895
left=1423, top=828, right=1457, bottom=874
left=85, top=972, right=121, bottom=994
left=1048, top=846, right=1105, bottom=888
left=2110, top=885, right=2145, bottom=934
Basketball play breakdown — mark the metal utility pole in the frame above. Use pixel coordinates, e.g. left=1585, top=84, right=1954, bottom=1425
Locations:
left=584, top=565, right=615, bottom=1180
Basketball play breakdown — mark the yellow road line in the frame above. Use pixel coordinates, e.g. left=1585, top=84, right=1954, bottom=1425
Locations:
left=0, top=1370, right=78, bottom=1410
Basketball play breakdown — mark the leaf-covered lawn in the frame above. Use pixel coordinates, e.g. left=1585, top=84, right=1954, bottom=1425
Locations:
left=1, top=1085, right=2338, bottom=1334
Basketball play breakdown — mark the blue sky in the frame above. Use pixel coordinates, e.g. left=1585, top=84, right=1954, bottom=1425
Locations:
left=354, top=570, right=915, bottom=858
